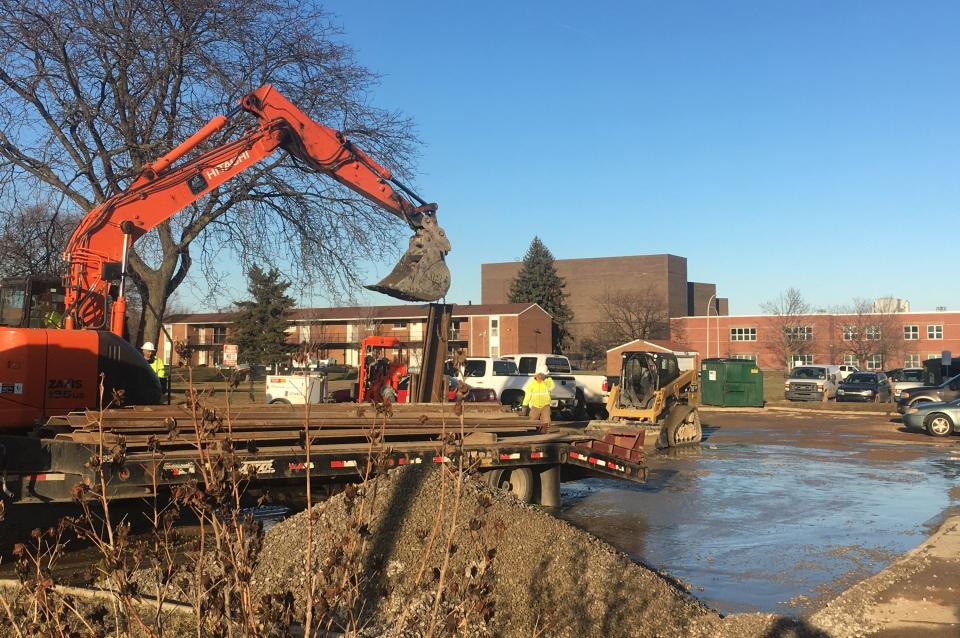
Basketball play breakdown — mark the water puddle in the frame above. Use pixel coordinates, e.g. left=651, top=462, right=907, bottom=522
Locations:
left=560, top=441, right=959, bottom=614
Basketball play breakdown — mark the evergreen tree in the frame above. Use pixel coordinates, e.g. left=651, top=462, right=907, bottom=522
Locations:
left=231, top=266, right=296, bottom=367
left=508, top=237, right=574, bottom=352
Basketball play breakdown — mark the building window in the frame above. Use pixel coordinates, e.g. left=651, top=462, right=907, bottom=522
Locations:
left=865, top=325, right=882, bottom=341
left=785, top=326, right=813, bottom=341
left=866, top=354, right=882, bottom=370
left=490, top=345, right=499, bottom=357
left=730, top=354, right=757, bottom=362
left=843, top=354, right=859, bottom=367
left=842, top=326, right=857, bottom=341
left=903, top=325, right=919, bottom=340
left=490, top=318, right=499, bottom=338
left=928, top=324, right=943, bottom=340
left=730, top=327, right=757, bottom=341
left=905, top=353, right=921, bottom=368
left=928, top=353, right=941, bottom=360
left=392, top=321, right=408, bottom=330
left=213, top=326, right=227, bottom=345
left=792, top=355, right=814, bottom=367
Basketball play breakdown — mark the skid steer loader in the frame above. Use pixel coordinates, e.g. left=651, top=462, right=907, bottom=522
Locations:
left=603, top=351, right=703, bottom=449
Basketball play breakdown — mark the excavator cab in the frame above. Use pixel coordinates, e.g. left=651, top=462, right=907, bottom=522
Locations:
left=0, top=276, right=65, bottom=329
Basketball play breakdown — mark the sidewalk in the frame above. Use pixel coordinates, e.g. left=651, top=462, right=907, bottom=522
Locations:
left=811, top=515, right=960, bottom=637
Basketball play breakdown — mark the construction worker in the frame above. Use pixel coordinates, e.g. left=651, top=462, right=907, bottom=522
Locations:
left=142, top=342, right=167, bottom=393
left=522, top=365, right=555, bottom=432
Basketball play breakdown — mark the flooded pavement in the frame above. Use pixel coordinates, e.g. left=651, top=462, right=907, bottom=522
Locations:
left=560, top=411, right=960, bottom=616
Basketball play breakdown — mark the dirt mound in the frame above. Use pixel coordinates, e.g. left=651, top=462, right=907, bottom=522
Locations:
left=252, top=465, right=721, bottom=637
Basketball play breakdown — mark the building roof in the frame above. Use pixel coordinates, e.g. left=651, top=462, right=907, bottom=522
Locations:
left=607, top=338, right=697, bottom=354
left=165, top=302, right=550, bottom=325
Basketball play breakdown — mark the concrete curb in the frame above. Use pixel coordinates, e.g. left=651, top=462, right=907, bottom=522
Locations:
left=696, top=406, right=898, bottom=417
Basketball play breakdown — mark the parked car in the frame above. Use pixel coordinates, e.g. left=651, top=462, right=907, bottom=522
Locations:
left=886, top=367, right=927, bottom=400
left=897, top=374, right=960, bottom=414
left=902, top=398, right=960, bottom=437
left=837, top=364, right=860, bottom=380
left=395, top=375, right=497, bottom=404
left=836, top=372, right=890, bottom=403
left=784, top=365, right=841, bottom=401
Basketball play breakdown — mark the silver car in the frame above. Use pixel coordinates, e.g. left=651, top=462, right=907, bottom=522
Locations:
left=890, top=367, right=927, bottom=400
left=902, top=398, right=960, bottom=437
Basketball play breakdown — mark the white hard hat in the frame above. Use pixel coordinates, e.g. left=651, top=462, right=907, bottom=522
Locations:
left=141, top=342, right=156, bottom=351
left=537, top=365, right=549, bottom=376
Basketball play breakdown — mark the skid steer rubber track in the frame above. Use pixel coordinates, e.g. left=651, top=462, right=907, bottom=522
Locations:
left=656, top=404, right=703, bottom=449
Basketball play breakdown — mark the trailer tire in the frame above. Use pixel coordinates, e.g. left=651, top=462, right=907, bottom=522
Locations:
left=657, top=405, right=702, bottom=449
left=484, top=467, right=534, bottom=503
left=269, top=399, right=291, bottom=405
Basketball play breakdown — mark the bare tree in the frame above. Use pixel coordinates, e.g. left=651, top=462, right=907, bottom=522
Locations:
left=592, top=284, right=670, bottom=348
left=761, top=287, right=813, bottom=369
left=0, top=202, right=79, bottom=279
left=839, top=298, right=904, bottom=371
left=0, top=0, right=420, bottom=346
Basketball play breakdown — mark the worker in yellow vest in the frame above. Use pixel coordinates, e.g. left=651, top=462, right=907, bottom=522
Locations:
left=142, top=342, right=167, bottom=393
left=522, top=365, right=555, bottom=432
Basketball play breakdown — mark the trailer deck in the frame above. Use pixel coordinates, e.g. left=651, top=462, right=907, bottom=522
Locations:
left=0, top=403, right=647, bottom=506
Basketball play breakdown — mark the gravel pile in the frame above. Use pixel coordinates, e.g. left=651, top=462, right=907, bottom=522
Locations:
left=251, top=465, right=722, bottom=637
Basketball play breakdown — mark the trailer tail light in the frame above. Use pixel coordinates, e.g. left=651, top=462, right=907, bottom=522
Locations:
left=29, top=473, right=66, bottom=481
left=601, top=379, right=609, bottom=392
left=329, top=459, right=357, bottom=469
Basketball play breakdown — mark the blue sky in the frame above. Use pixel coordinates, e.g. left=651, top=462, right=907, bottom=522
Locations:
left=192, top=1, right=960, bottom=313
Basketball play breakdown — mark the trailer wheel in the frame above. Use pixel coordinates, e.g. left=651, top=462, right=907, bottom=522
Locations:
left=485, top=467, right=534, bottom=503
left=270, top=398, right=291, bottom=405
left=657, top=405, right=702, bottom=449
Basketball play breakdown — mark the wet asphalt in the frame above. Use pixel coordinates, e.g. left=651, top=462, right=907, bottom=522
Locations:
left=559, top=410, right=960, bottom=616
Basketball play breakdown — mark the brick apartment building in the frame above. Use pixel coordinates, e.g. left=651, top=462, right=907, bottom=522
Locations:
left=158, top=303, right=552, bottom=368
left=481, top=254, right=728, bottom=344
left=672, top=311, right=960, bottom=370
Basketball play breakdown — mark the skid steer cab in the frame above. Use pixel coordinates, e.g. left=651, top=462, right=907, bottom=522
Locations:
left=605, top=351, right=703, bottom=448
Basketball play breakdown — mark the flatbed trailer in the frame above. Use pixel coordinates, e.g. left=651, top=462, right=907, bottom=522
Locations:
left=0, top=403, right=646, bottom=509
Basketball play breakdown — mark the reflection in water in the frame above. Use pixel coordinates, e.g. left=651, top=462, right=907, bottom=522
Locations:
left=561, top=443, right=958, bottom=614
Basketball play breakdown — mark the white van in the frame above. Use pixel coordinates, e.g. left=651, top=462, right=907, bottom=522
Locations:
left=784, top=365, right=841, bottom=401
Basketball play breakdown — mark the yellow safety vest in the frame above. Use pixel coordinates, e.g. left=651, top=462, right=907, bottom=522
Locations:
left=150, top=357, right=166, bottom=379
left=522, top=377, right=555, bottom=409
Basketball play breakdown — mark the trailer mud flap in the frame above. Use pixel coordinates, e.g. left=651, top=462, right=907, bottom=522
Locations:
left=565, top=429, right=646, bottom=483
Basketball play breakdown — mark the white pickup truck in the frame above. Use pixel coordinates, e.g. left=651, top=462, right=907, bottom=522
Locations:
left=502, top=354, right=593, bottom=415
left=461, top=356, right=576, bottom=412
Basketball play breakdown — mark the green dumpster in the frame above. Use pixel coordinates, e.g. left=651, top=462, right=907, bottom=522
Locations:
left=699, top=358, right=764, bottom=407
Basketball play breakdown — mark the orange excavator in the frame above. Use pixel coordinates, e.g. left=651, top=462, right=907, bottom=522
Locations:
left=0, top=85, right=450, bottom=429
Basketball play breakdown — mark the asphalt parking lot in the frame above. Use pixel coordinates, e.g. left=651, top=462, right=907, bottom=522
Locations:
left=560, top=409, right=960, bottom=616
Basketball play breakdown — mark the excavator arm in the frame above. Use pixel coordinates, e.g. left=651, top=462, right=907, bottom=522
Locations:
left=63, top=84, right=450, bottom=335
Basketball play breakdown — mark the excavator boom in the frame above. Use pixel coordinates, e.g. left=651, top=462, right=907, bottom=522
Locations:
left=63, top=84, right=450, bottom=334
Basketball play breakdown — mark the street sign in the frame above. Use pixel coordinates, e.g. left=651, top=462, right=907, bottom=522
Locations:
left=223, top=344, right=239, bottom=367
left=942, top=350, right=952, bottom=367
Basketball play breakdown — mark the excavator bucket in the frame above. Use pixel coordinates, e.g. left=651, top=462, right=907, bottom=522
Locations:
left=367, top=214, right=452, bottom=302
